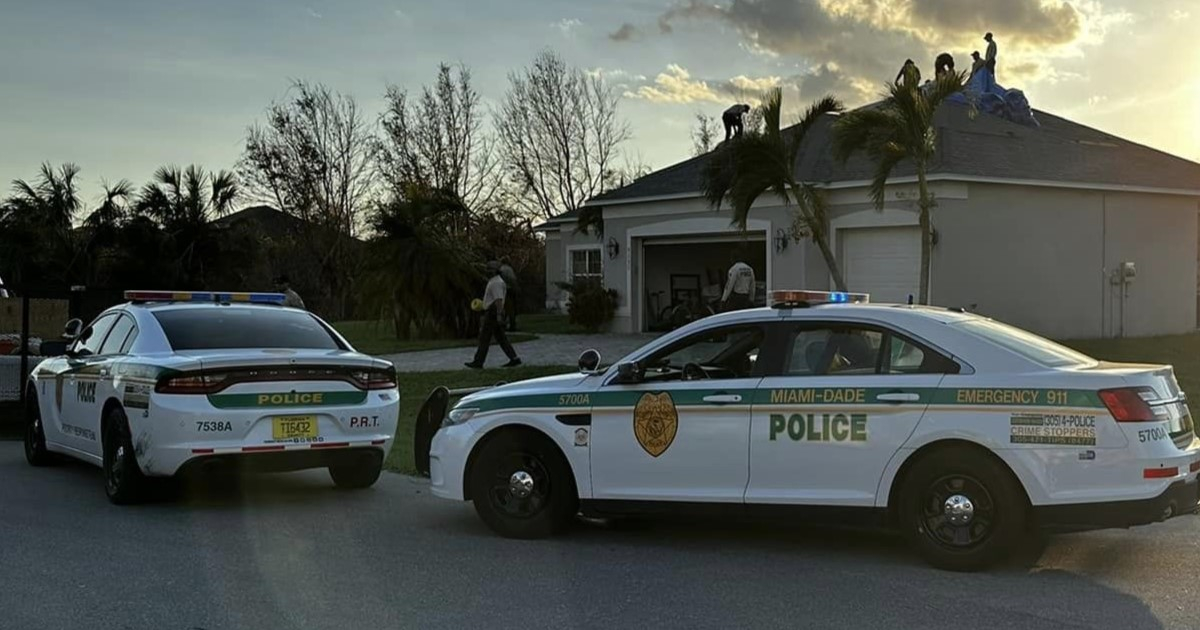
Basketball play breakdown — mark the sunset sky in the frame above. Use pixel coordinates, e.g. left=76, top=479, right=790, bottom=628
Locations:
left=2, top=0, right=1197, bottom=205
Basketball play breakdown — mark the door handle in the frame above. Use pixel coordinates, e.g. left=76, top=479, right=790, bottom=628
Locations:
left=99, top=368, right=111, bottom=378
left=876, top=392, right=921, bottom=403
left=702, top=394, right=742, bottom=404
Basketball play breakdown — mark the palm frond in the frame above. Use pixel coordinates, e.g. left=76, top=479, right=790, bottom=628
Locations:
left=831, top=109, right=898, bottom=164
left=867, top=145, right=907, bottom=209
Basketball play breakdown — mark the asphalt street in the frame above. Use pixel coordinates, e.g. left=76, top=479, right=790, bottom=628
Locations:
left=3, top=442, right=1199, bottom=630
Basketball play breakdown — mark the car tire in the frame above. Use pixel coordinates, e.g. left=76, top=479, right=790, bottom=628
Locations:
left=23, top=390, right=53, bottom=467
left=103, top=407, right=150, bottom=505
left=329, top=453, right=383, bottom=489
left=469, top=430, right=577, bottom=539
left=897, top=448, right=1027, bottom=572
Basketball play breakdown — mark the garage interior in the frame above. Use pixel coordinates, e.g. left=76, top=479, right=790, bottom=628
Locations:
left=641, top=236, right=767, bottom=331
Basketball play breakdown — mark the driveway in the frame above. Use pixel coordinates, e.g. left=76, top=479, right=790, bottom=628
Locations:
left=383, top=333, right=654, bottom=372
left=2, top=443, right=1197, bottom=630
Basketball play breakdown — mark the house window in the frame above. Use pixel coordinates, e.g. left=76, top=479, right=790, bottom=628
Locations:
left=569, top=248, right=603, bottom=283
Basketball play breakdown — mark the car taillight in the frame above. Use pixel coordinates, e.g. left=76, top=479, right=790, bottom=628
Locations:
left=351, top=369, right=397, bottom=390
left=1098, top=387, right=1158, bottom=422
left=156, top=372, right=228, bottom=394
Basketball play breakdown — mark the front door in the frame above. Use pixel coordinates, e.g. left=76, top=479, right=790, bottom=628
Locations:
left=748, top=321, right=954, bottom=506
left=58, top=313, right=119, bottom=454
left=590, top=323, right=767, bottom=503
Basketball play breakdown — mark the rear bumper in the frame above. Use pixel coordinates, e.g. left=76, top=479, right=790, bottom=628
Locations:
left=177, top=445, right=384, bottom=476
left=1035, top=479, right=1200, bottom=531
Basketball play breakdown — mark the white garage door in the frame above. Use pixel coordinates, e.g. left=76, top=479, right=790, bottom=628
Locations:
left=841, top=226, right=921, bottom=303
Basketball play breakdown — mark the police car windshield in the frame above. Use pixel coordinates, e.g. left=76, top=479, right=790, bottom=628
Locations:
left=955, top=319, right=1094, bottom=367
left=153, top=308, right=342, bottom=351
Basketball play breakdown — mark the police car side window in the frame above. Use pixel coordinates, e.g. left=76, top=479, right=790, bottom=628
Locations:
left=645, top=325, right=764, bottom=380
left=785, top=326, right=882, bottom=376
left=73, top=314, right=118, bottom=357
left=99, top=315, right=135, bottom=356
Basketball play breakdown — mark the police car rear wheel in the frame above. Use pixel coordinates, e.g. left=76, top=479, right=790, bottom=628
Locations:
left=103, top=407, right=150, bottom=505
left=23, top=392, right=53, bottom=467
left=470, top=432, right=577, bottom=539
left=898, top=449, right=1026, bottom=572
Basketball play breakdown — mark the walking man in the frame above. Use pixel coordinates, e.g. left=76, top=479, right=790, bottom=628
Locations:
left=721, top=254, right=756, bottom=312
left=499, top=257, right=518, bottom=332
left=465, top=261, right=522, bottom=369
left=274, top=275, right=305, bottom=309
left=722, top=104, right=751, bottom=142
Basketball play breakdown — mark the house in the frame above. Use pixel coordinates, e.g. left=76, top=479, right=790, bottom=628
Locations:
left=539, top=103, right=1200, bottom=339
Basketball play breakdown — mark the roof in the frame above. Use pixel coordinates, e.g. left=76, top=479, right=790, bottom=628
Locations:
left=580, top=102, right=1200, bottom=209
left=212, top=205, right=305, bottom=231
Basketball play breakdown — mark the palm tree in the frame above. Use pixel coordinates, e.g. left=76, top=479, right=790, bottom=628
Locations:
left=831, top=70, right=967, bottom=304
left=700, top=88, right=849, bottom=291
left=2, top=163, right=84, bottom=285
left=134, top=165, right=239, bottom=286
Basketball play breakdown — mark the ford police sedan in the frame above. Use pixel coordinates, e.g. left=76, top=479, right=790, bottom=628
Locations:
left=23, top=291, right=399, bottom=504
left=427, top=290, right=1200, bottom=571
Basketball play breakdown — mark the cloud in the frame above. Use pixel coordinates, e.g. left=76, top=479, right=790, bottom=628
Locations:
left=904, top=0, right=1080, bottom=46
left=624, top=64, right=724, bottom=103
left=304, top=6, right=322, bottom=19
left=393, top=8, right=413, bottom=26
left=1170, top=9, right=1190, bottom=21
left=553, top=18, right=583, bottom=37
left=609, top=22, right=640, bottom=41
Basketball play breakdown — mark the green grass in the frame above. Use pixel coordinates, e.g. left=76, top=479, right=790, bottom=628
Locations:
left=333, top=320, right=536, bottom=355
left=384, top=364, right=575, bottom=475
left=517, top=313, right=591, bottom=335
left=1062, top=333, right=1200, bottom=402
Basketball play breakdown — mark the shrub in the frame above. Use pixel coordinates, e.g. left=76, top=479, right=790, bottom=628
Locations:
left=555, top=278, right=617, bottom=333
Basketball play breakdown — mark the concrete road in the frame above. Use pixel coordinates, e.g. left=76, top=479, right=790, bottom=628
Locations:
left=2, top=443, right=1198, bottom=630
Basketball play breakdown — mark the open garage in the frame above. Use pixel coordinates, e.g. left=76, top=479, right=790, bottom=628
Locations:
left=640, top=235, right=766, bottom=331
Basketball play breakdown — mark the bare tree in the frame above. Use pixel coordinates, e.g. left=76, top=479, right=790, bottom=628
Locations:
left=692, top=113, right=717, bottom=156
left=496, top=50, right=631, bottom=221
left=241, top=80, right=375, bottom=318
left=377, top=64, right=502, bottom=214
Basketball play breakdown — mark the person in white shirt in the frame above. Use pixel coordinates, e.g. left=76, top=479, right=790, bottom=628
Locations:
left=466, top=261, right=522, bottom=369
left=274, top=275, right=305, bottom=309
left=721, top=257, right=756, bottom=312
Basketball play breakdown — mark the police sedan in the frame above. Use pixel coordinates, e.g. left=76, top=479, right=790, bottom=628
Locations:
left=23, top=291, right=399, bottom=504
left=426, top=290, right=1200, bottom=571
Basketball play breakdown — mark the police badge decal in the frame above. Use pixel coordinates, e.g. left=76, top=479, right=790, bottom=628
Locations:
left=633, top=392, right=678, bottom=457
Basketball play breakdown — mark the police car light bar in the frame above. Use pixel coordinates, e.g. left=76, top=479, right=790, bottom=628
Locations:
left=770, top=290, right=870, bottom=308
left=124, top=290, right=287, bottom=305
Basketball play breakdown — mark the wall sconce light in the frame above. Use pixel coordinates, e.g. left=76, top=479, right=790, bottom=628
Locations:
left=774, top=228, right=789, bottom=254
left=606, top=237, right=620, bottom=260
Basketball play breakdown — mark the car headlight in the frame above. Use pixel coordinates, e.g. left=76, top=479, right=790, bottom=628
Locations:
left=444, top=407, right=479, bottom=427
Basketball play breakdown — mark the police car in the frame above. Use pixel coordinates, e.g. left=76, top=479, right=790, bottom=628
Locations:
left=426, top=290, right=1200, bottom=571
left=23, top=291, right=399, bottom=504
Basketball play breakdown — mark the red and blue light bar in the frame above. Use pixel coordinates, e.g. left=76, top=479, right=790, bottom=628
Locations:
left=770, top=290, right=870, bottom=308
left=124, top=290, right=287, bottom=305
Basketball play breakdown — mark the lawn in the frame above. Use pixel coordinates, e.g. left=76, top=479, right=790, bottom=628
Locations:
left=333, top=320, right=536, bottom=355
left=384, top=364, right=574, bottom=475
left=1062, top=333, right=1200, bottom=402
left=517, top=313, right=591, bottom=335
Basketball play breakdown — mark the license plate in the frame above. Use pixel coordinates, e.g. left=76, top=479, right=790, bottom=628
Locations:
left=272, top=415, right=318, bottom=440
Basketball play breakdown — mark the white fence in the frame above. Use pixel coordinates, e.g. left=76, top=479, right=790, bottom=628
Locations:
left=0, top=355, right=45, bottom=402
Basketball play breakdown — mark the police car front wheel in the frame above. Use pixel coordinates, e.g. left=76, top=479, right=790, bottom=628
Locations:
left=897, top=448, right=1028, bottom=572
left=469, top=431, right=577, bottom=539
left=23, top=392, right=53, bottom=467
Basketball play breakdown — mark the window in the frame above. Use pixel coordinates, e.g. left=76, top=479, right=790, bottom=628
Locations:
left=119, top=327, right=139, bottom=354
left=642, top=325, right=765, bottom=381
left=153, top=308, right=343, bottom=351
left=73, top=313, right=118, bottom=358
left=783, top=324, right=958, bottom=376
left=955, top=319, right=1093, bottom=368
left=569, top=248, right=602, bottom=283
left=98, top=315, right=136, bottom=356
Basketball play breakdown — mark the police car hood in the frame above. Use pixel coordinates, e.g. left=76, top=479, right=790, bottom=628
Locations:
left=460, top=371, right=589, bottom=405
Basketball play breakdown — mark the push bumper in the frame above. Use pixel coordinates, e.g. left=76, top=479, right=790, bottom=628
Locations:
left=1035, top=478, right=1200, bottom=531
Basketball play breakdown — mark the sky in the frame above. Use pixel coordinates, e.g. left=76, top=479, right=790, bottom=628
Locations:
left=1, top=0, right=1198, bottom=206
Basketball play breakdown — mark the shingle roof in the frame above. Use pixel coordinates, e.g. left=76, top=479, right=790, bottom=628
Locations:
left=581, top=102, right=1200, bottom=210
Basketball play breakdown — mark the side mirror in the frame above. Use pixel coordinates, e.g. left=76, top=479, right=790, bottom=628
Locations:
left=62, top=319, right=83, bottom=341
left=578, top=348, right=601, bottom=373
left=614, top=361, right=642, bottom=384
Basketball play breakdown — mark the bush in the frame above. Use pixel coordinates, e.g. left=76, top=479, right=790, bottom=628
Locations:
left=555, top=279, right=617, bottom=333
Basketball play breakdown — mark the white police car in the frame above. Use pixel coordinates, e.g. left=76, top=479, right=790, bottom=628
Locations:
left=427, top=290, right=1200, bottom=570
left=23, top=291, right=399, bottom=504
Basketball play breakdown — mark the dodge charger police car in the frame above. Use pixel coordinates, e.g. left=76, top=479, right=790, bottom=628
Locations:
left=23, top=291, right=399, bottom=504
left=426, top=290, right=1200, bottom=571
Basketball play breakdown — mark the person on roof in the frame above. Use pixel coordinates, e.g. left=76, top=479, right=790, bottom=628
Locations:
left=274, top=275, right=305, bottom=309
left=969, top=51, right=985, bottom=80
left=722, top=104, right=752, bottom=142
left=934, top=53, right=955, bottom=79
left=984, top=32, right=998, bottom=90
left=894, top=59, right=921, bottom=88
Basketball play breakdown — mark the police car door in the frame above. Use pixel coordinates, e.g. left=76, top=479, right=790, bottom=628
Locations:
left=58, top=312, right=120, bottom=455
left=590, top=323, right=767, bottom=503
left=747, top=321, right=951, bottom=506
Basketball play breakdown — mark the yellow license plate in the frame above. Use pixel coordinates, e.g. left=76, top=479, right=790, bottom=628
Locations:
left=272, top=415, right=318, bottom=440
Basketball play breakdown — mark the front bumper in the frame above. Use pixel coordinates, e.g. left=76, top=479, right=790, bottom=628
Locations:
left=429, top=423, right=474, bottom=501
left=1035, top=478, right=1200, bottom=531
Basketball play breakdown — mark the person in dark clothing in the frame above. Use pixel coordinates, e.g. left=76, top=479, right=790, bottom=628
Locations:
left=895, top=59, right=921, bottom=88
left=465, top=261, right=522, bottom=369
left=934, top=52, right=955, bottom=79
left=499, top=257, right=518, bottom=332
left=722, top=104, right=752, bottom=141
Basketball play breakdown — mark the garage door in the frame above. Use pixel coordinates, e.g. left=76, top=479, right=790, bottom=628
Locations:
left=840, top=226, right=920, bottom=303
